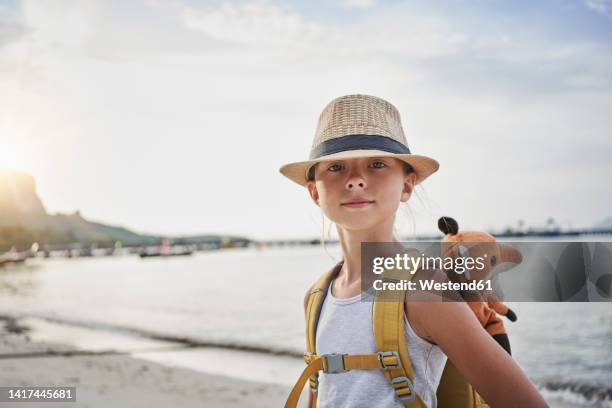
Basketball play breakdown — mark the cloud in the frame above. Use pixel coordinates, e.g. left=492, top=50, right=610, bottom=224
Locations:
left=182, top=1, right=467, bottom=59
left=2, top=0, right=232, bottom=64
left=181, top=1, right=612, bottom=96
left=0, top=2, right=27, bottom=49
left=1, top=0, right=610, bottom=237
left=341, top=0, right=379, bottom=9
left=584, top=0, right=612, bottom=14
left=182, top=2, right=321, bottom=47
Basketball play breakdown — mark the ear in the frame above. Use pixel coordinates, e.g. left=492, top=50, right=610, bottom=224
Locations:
left=306, top=181, right=320, bottom=207
left=400, top=172, right=417, bottom=202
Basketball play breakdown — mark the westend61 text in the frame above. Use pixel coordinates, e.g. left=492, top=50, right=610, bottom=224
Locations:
left=373, top=279, right=493, bottom=292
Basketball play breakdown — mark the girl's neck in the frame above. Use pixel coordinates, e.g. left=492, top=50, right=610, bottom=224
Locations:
left=336, top=218, right=397, bottom=285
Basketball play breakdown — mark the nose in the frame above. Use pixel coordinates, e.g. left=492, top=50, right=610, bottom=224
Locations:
left=346, top=169, right=367, bottom=190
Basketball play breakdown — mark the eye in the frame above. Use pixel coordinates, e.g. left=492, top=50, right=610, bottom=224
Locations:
left=328, top=163, right=344, bottom=172
left=370, top=161, right=387, bottom=169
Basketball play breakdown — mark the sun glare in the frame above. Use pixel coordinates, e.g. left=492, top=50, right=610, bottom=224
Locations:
left=0, top=139, right=31, bottom=172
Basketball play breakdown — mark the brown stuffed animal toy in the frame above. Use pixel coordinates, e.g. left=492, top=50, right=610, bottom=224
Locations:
left=438, top=216, right=522, bottom=355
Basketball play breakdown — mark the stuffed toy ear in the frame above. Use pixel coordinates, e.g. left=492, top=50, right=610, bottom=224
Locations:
left=438, top=216, right=459, bottom=235
left=499, top=244, right=523, bottom=264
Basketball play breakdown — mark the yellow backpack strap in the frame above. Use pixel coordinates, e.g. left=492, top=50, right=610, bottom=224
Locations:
left=286, top=260, right=429, bottom=408
left=287, top=261, right=394, bottom=408
left=372, top=265, right=428, bottom=408
left=304, top=262, right=343, bottom=406
left=436, top=355, right=490, bottom=408
left=287, top=352, right=405, bottom=408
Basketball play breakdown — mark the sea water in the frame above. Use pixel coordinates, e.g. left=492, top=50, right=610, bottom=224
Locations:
left=0, top=244, right=610, bottom=407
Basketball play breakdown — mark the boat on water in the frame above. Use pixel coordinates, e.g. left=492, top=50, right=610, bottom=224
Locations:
left=138, top=240, right=193, bottom=259
left=139, top=249, right=193, bottom=258
left=0, top=251, right=28, bottom=266
left=0, top=243, right=39, bottom=267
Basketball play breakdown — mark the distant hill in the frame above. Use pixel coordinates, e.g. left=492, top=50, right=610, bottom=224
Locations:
left=16, top=211, right=161, bottom=246
left=0, top=171, right=46, bottom=217
left=0, top=170, right=160, bottom=249
left=0, top=171, right=249, bottom=250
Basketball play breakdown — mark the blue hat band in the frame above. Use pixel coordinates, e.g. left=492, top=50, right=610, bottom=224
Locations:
left=309, top=134, right=411, bottom=160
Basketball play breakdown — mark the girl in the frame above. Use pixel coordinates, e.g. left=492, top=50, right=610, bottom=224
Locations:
left=279, top=94, right=548, bottom=408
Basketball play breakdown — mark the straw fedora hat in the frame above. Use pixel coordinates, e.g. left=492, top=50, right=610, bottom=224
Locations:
left=279, top=94, right=439, bottom=186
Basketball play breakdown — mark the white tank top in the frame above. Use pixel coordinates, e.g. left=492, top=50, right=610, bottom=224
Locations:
left=315, top=279, right=448, bottom=408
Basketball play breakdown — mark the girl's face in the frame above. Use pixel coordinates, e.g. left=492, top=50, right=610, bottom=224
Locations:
left=306, top=157, right=416, bottom=231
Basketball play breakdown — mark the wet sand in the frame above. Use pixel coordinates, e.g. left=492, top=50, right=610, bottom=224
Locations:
left=0, top=320, right=295, bottom=407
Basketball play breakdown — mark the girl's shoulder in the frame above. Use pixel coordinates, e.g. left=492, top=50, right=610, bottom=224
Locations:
left=403, top=267, right=464, bottom=345
left=303, top=262, right=344, bottom=312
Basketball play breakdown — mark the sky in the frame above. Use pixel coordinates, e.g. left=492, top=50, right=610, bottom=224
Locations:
left=1, top=0, right=611, bottom=240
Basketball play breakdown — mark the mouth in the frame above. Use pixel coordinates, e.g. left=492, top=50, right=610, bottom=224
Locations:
left=341, top=200, right=375, bottom=209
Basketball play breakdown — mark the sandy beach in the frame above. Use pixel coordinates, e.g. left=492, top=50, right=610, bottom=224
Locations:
left=0, top=318, right=293, bottom=408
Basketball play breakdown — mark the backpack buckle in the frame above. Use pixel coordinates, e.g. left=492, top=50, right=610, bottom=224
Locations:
left=303, top=352, right=315, bottom=364
left=321, top=353, right=346, bottom=374
left=392, top=376, right=416, bottom=403
left=378, top=351, right=402, bottom=370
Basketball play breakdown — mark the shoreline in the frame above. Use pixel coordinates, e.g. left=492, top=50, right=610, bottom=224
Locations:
left=0, top=315, right=600, bottom=408
left=0, top=318, right=296, bottom=407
